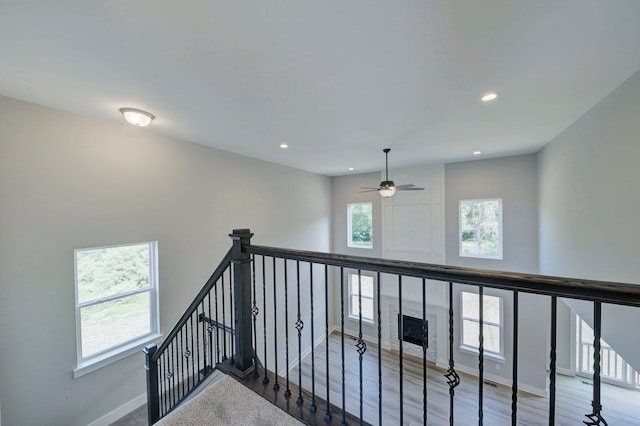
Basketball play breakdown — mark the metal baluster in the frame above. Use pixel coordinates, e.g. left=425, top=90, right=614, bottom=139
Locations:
left=512, top=291, right=519, bottom=426
left=197, top=306, right=203, bottom=381
left=444, top=282, right=461, bottom=426
left=584, top=302, right=608, bottom=426
left=215, top=280, right=220, bottom=364
left=324, top=264, right=332, bottom=422
left=171, top=341, right=176, bottom=406
left=221, top=272, right=227, bottom=361
left=208, top=294, right=214, bottom=370
left=550, top=296, right=557, bottom=426
left=165, top=350, right=170, bottom=415
left=273, top=257, right=280, bottom=392
left=168, top=345, right=172, bottom=405
left=190, top=315, right=195, bottom=388
left=340, top=267, right=346, bottom=426
left=399, top=275, right=404, bottom=425
left=422, top=278, right=428, bottom=426
left=310, top=262, right=317, bottom=413
left=296, top=261, right=304, bottom=406
left=262, top=255, right=269, bottom=385
left=377, top=271, right=382, bottom=426
left=229, top=267, right=234, bottom=364
left=180, top=329, right=185, bottom=398
left=186, top=324, right=192, bottom=393
left=159, top=351, right=165, bottom=416
left=251, top=254, right=260, bottom=379
left=202, top=300, right=208, bottom=374
left=357, top=270, right=367, bottom=425
left=284, top=259, right=291, bottom=396
left=479, top=286, right=484, bottom=426
left=163, top=350, right=168, bottom=412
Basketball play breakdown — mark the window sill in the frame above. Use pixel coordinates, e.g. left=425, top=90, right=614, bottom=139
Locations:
left=459, top=345, right=505, bottom=363
left=347, top=314, right=375, bottom=325
left=74, top=333, right=163, bottom=379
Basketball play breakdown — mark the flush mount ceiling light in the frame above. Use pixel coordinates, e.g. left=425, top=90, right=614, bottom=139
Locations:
left=279, top=143, right=289, bottom=149
left=481, top=92, right=498, bottom=102
left=119, top=108, right=155, bottom=127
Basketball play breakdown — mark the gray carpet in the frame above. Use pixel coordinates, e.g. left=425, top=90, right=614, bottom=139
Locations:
left=156, top=375, right=304, bottom=426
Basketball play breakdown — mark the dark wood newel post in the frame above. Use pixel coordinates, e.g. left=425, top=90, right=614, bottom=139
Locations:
left=230, top=228, right=255, bottom=373
left=144, top=343, right=160, bottom=425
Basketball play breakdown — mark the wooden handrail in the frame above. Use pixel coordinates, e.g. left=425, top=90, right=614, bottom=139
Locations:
left=152, top=248, right=233, bottom=359
left=247, top=245, right=640, bottom=307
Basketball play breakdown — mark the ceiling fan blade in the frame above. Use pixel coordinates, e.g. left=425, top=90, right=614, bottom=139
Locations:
left=358, top=189, right=380, bottom=193
left=360, top=186, right=381, bottom=190
left=397, top=187, right=425, bottom=191
left=394, top=184, right=416, bottom=189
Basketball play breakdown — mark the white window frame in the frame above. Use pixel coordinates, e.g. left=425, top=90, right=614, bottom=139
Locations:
left=459, top=198, right=503, bottom=259
left=460, top=291, right=504, bottom=360
left=73, top=241, right=161, bottom=378
left=347, top=272, right=375, bottom=324
left=347, top=202, right=373, bottom=249
left=576, top=316, right=640, bottom=389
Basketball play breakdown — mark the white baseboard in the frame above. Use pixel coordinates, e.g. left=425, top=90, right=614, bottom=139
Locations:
left=86, top=393, right=146, bottom=426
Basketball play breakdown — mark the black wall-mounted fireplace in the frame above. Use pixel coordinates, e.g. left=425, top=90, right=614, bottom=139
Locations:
left=399, top=314, right=427, bottom=347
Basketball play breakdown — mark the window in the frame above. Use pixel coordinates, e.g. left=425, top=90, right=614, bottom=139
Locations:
left=348, top=202, right=373, bottom=249
left=74, top=241, right=159, bottom=373
left=577, top=317, right=639, bottom=388
left=348, top=273, right=374, bottom=323
left=461, top=291, right=503, bottom=356
left=459, top=199, right=503, bottom=259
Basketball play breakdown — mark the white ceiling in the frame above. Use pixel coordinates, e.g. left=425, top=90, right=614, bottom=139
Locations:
left=2, top=1, right=640, bottom=176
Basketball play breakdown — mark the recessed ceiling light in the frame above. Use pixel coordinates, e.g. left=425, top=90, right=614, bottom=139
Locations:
left=279, top=143, right=289, bottom=149
left=119, top=108, right=155, bottom=127
left=481, top=92, right=498, bottom=102
left=348, top=167, right=354, bottom=171
left=473, top=151, right=482, bottom=155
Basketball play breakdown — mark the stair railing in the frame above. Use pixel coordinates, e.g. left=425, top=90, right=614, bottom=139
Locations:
left=244, top=232, right=640, bottom=426
left=144, top=230, right=256, bottom=423
left=146, top=229, right=640, bottom=425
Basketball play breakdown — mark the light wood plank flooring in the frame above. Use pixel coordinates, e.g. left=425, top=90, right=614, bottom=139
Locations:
left=294, top=333, right=640, bottom=425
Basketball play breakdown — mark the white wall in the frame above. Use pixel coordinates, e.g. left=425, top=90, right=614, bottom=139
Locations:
left=444, top=155, right=547, bottom=394
left=538, top=70, right=640, bottom=373
left=0, top=95, right=331, bottom=426
left=445, top=155, right=539, bottom=274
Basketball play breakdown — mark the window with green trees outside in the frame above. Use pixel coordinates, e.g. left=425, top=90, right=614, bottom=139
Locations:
left=348, top=202, right=373, bottom=249
left=74, top=241, right=159, bottom=368
left=459, top=198, right=503, bottom=259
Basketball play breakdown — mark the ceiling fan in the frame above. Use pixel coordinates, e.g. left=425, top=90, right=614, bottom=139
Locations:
left=359, top=148, right=425, bottom=197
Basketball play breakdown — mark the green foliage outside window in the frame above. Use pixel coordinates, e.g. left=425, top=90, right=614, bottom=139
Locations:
left=77, top=244, right=150, bottom=303
left=348, top=203, right=373, bottom=248
left=75, top=242, right=156, bottom=359
left=460, top=199, right=502, bottom=259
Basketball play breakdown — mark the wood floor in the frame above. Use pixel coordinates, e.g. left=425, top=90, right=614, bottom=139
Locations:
left=292, top=333, right=640, bottom=425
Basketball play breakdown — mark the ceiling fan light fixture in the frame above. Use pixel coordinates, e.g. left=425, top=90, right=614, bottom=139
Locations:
left=379, top=186, right=396, bottom=198
left=378, top=180, right=396, bottom=197
left=120, top=108, right=155, bottom=127
left=358, top=148, right=424, bottom=197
